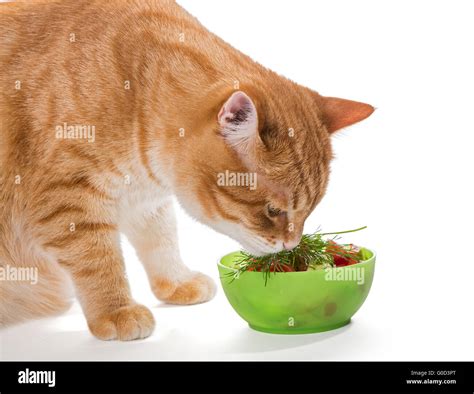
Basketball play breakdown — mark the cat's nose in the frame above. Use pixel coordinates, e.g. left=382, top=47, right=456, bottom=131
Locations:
left=283, top=239, right=300, bottom=251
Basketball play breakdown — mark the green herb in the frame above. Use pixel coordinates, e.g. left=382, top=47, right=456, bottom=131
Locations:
left=228, top=226, right=367, bottom=285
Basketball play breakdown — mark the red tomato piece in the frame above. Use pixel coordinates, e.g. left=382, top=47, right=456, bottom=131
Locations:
left=332, top=255, right=358, bottom=267
left=327, top=241, right=360, bottom=267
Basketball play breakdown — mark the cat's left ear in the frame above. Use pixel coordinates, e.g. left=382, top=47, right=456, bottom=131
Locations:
left=316, top=95, right=375, bottom=134
left=218, top=91, right=259, bottom=154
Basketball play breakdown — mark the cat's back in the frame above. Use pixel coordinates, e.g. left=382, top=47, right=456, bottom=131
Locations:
left=0, top=0, right=186, bottom=73
left=0, top=0, right=248, bottom=167
left=0, top=0, right=195, bottom=144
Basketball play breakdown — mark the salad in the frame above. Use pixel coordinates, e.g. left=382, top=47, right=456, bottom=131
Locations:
left=230, top=226, right=369, bottom=282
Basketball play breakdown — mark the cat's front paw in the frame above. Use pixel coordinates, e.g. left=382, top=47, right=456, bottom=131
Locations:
left=152, top=272, right=216, bottom=305
left=88, top=304, right=155, bottom=341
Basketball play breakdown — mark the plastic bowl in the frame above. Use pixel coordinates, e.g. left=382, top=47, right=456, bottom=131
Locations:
left=217, top=248, right=376, bottom=334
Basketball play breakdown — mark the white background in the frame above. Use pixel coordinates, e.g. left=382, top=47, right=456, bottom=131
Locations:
left=2, top=0, right=474, bottom=360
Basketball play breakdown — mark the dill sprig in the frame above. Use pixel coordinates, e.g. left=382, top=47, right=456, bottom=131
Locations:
left=228, top=226, right=367, bottom=285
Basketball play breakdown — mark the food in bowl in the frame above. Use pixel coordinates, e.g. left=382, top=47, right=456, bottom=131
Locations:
left=228, top=226, right=370, bottom=284
left=217, top=226, right=376, bottom=334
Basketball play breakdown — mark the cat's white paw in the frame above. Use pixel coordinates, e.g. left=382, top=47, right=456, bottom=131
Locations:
left=151, top=272, right=216, bottom=305
left=88, top=304, right=155, bottom=341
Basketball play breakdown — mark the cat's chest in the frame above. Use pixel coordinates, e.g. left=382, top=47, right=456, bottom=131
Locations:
left=117, top=178, right=171, bottom=227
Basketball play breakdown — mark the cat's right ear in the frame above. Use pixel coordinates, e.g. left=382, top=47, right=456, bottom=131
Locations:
left=314, top=95, right=375, bottom=134
left=218, top=91, right=259, bottom=155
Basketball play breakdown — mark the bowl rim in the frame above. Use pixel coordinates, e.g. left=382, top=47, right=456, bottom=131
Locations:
left=217, top=247, right=377, bottom=273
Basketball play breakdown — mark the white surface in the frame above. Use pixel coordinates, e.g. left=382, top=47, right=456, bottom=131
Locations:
left=2, top=0, right=474, bottom=360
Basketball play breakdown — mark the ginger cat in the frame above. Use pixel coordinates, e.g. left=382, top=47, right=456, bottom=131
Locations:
left=0, top=0, right=374, bottom=340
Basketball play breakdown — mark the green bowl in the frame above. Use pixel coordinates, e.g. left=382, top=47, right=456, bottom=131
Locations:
left=217, top=248, right=376, bottom=334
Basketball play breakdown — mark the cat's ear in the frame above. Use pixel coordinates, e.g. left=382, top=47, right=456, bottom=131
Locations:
left=218, top=91, right=258, bottom=154
left=316, top=96, right=375, bottom=134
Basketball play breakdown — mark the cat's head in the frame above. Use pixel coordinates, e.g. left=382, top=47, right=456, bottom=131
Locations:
left=174, top=82, right=374, bottom=256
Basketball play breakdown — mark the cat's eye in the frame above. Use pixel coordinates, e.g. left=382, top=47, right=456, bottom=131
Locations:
left=267, top=204, right=284, bottom=218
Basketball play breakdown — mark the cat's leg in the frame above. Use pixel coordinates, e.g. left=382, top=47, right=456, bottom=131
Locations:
left=122, top=198, right=216, bottom=305
left=42, top=217, right=155, bottom=341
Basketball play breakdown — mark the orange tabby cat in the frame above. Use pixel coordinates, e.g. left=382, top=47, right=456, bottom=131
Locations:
left=0, top=0, right=374, bottom=340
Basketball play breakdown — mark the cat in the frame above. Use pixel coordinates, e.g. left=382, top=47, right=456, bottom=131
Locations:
left=0, top=0, right=374, bottom=340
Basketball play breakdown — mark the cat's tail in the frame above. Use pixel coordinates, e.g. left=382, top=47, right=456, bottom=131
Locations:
left=0, top=174, right=74, bottom=327
left=0, top=255, right=74, bottom=327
